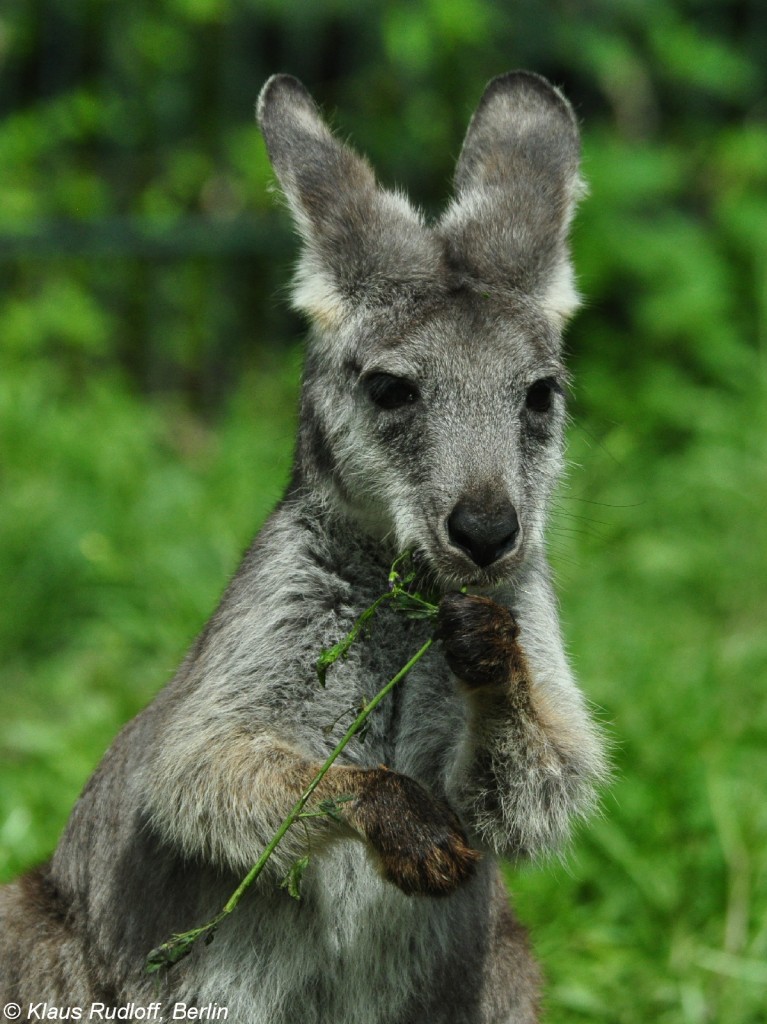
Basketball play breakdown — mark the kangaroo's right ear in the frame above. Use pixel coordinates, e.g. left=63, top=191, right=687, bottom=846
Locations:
left=257, top=75, right=438, bottom=329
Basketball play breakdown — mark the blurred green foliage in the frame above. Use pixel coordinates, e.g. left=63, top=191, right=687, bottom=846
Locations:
left=1, top=1, right=766, bottom=1021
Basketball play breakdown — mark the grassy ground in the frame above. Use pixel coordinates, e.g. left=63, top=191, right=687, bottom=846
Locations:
left=1, top=345, right=765, bottom=1022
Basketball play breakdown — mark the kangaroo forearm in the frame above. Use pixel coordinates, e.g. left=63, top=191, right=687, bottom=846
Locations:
left=144, top=725, right=479, bottom=896
left=448, top=678, right=605, bottom=859
left=144, top=732, right=374, bottom=877
left=436, top=592, right=605, bottom=858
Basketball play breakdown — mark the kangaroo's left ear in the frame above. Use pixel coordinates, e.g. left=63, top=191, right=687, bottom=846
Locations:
left=441, top=71, right=585, bottom=324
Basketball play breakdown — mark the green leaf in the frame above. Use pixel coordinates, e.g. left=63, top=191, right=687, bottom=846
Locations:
left=315, top=640, right=350, bottom=687
left=317, top=795, right=354, bottom=822
left=281, top=855, right=310, bottom=901
left=145, top=926, right=213, bottom=973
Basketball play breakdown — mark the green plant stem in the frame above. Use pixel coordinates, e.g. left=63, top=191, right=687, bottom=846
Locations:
left=145, top=634, right=434, bottom=973
left=315, top=592, right=392, bottom=685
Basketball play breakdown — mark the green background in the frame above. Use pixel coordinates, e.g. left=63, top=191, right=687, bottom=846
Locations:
left=1, top=1, right=766, bottom=1020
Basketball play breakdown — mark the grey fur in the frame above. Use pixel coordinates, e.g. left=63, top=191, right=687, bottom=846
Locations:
left=0, top=73, right=607, bottom=1023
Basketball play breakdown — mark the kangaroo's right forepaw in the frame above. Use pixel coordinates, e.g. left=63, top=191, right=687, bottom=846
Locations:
left=378, top=820, right=480, bottom=897
left=350, top=768, right=480, bottom=897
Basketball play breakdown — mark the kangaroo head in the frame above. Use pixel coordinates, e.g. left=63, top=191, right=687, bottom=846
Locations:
left=257, top=72, right=583, bottom=589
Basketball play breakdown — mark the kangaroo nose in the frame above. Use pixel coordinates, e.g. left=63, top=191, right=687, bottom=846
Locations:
left=447, top=499, right=521, bottom=568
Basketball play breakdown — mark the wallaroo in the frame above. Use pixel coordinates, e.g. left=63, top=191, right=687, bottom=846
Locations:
left=0, top=72, right=608, bottom=1023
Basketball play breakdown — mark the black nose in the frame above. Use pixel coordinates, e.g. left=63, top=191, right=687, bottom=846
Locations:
left=447, top=499, right=521, bottom=568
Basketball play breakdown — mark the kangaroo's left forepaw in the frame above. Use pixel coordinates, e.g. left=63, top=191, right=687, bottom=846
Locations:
left=435, top=592, right=520, bottom=689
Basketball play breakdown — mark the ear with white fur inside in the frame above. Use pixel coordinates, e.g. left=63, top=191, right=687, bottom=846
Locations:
left=256, top=74, right=441, bottom=328
left=440, top=70, right=585, bottom=324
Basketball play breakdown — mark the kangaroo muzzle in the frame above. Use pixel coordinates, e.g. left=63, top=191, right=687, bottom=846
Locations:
left=446, top=495, right=521, bottom=568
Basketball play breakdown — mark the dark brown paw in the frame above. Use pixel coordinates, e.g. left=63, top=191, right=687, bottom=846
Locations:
left=435, top=592, right=519, bottom=688
left=349, top=768, right=479, bottom=896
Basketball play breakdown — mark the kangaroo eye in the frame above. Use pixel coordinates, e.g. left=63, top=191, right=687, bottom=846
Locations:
left=525, top=377, right=559, bottom=414
left=364, top=373, right=419, bottom=410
